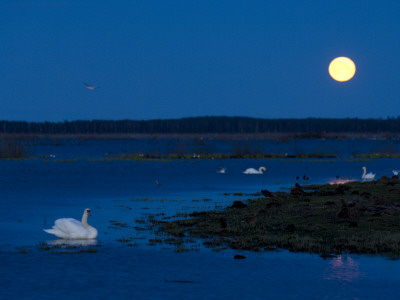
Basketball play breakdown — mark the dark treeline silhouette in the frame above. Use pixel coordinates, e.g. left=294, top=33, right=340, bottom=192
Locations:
left=1, top=116, right=400, bottom=134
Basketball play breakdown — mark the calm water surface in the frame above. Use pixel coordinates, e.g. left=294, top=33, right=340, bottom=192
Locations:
left=1, top=140, right=400, bottom=299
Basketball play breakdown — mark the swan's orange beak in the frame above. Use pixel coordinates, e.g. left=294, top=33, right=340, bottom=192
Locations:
left=87, top=210, right=91, bottom=216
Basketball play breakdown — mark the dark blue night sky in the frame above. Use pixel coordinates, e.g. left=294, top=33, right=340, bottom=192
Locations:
left=1, top=0, right=400, bottom=121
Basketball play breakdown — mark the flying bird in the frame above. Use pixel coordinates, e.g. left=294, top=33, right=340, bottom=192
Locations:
left=84, top=82, right=100, bottom=90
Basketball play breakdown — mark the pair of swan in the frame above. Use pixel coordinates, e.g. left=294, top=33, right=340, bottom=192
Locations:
left=362, top=166, right=375, bottom=181
left=44, top=208, right=98, bottom=239
left=243, top=166, right=266, bottom=174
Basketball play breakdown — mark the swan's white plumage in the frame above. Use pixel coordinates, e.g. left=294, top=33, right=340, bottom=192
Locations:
left=43, top=208, right=98, bottom=239
left=362, top=166, right=375, bottom=181
left=243, top=166, right=266, bottom=174
left=217, top=167, right=226, bottom=174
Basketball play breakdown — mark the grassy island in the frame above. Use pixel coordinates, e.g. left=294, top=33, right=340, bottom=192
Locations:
left=160, top=176, right=400, bottom=256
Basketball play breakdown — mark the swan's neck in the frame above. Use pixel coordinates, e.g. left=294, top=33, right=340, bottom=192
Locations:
left=81, top=213, right=89, bottom=228
left=362, top=168, right=366, bottom=177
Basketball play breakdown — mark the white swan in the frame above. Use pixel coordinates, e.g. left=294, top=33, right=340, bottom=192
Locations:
left=392, top=170, right=399, bottom=176
left=243, top=166, right=266, bottom=174
left=43, top=208, right=98, bottom=239
left=362, top=166, right=375, bottom=181
left=217, top=167, right=226, bottom=174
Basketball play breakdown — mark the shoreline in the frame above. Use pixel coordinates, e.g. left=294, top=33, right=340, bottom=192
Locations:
left=1, top=132, right=400, bottom=140
left=159, top=177, right=400, bottom=257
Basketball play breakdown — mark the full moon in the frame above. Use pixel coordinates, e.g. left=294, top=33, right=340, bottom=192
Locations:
left=328, top=57, right=356, bottom=82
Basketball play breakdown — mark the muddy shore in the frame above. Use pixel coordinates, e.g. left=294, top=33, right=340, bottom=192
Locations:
left=160, top=176, right=400, bottom=257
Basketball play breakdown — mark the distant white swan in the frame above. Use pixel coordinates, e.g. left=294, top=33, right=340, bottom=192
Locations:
left=243, top=166, right=266, bottom=174
left=392, top=170, right=399, bottom=176
left=43, top=208, right=98, bottom=239
left=362, top=166, right=375, bottom=181
left=217, top=167, right=226, bottom=174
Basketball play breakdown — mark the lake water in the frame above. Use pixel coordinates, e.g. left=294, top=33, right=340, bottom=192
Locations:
left=1, top=139, right=400, bottom=299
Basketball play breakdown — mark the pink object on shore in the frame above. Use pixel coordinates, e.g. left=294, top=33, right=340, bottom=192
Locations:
left=328, top=179, right=357, bottom=185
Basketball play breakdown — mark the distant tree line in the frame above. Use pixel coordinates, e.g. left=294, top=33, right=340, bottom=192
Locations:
left=1, top=116, right=400, bottom=134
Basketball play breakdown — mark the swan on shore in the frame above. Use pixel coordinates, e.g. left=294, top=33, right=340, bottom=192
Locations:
left=43, top=208, right=98, bottom=239
left=392, top=170, right=399, bottom=176
left=243, top=166, right=266, bottom=174
left=362, top=166, right=375, bottom=181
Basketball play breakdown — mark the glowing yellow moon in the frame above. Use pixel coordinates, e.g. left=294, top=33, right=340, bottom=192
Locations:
left=328, top=57, right=356, bottom=82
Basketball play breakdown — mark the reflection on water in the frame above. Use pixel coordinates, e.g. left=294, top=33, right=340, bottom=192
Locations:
left=48, top=239, right=97, bottom=247
left=324, top=256, right=361, bottom=282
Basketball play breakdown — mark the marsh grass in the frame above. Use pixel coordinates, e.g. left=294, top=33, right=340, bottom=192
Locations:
left=101, top=152, right=338, bottom=160
left=354, top=153, right=400, bottom=159
left=160, top=177, right=400, bottom=256
left=0, top=139, right=29, bottom=159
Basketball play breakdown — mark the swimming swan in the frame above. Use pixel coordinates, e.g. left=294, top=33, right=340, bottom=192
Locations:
left=43, top=208, right=98, bottom=239
left=243, top=166, right=266, bottom=174
left=217, top=167, right=226, bottom=174
left=362, top=166, right=375, bottom=181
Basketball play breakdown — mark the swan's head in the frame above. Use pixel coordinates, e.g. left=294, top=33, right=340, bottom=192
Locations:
left=260, top=167, right=266, bottom=172
left=84, top=208, right=91, bottom=216
left=362, top=166, right=366, bottom=171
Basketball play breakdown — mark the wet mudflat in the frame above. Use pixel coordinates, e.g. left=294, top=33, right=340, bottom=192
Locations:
left=160, top=177, right=400, bottom=257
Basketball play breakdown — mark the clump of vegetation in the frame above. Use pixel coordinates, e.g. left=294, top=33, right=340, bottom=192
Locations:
left=117, top=237, right=138, bottom=247
left=160, top=177, right=400, bottom=256
left=354, top=153, right=400, bottom=159
left=174, top=246, right=195, bottom=253
left=109, top=220, right=128, bottom=228
left=0, top=138, right=29, bottom=159
left=102, top=152, right=338, bottom=160
left=37, top=241, right=98, bottom=253
left=148, top=238, right=163, bottom=246
left=38, top=241, right=51, bottom=251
